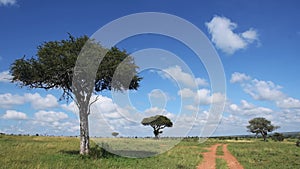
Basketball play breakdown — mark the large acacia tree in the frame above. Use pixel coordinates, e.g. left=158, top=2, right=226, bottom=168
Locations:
left=247, top=117, right=279, bottom=142
left=141, top=115, right=173, bottom=139
left=10, top=35, right=142, bottom=155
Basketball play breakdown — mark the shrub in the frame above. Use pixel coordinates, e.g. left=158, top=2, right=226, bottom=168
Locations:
left=272, top=132, right=284, bottom=142
left=296, top=140, right=300, bottom=147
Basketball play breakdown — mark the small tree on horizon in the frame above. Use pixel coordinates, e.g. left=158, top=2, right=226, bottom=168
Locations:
left=112, top=132, right=119, bottom=138
left=141, top=115, right=173, bottom=139
left=247, top=117, right=279, bottom=142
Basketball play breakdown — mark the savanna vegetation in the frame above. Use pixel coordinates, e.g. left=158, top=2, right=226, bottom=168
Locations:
left=1, top=134, right=299, bottom=169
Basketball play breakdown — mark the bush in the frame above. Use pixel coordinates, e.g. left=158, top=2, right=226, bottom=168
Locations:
left=272, top=132, right=284, bottom=142
left=296, top=140, right=300, bottom=147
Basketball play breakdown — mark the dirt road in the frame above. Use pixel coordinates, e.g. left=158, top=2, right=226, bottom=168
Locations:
left=197, top=144, right=244, bottom=169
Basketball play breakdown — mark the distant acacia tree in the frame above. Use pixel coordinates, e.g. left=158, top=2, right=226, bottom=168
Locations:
left=247, top=117, right=279, bottom=142
left=112, top=132, right=119, bottom=137
left=10, top=34, right=142, bottom=155
left=141, top=115, right=173, bottom=139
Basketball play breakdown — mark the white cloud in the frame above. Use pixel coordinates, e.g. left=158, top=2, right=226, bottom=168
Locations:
left=206, top=16, right=259, bottom=54
left=33, top=110, right=78, bottom=133
left=178, top=88, right=225, bottom=106
left=228, top=100, right=273, bottom=116
left=34, top=111, right=68, bottom=123
left=178, top=88, right=195, bottom=98
left=143, top=107, right=174, bottom=118
left=148, top=89, right=169, bottom=109
left=195, top=77, right=209, bottom=86
left=160, top=66, right=208, bottom=88
left=2, top=110, right=27, bottom=120
left=242, top=29, right=258, bottom=43
left=244, top=79, right=285, bottom=101
left=232, top=72, right=300, bottom=129
left=276, top=97, right=300, bottom=109
left=148, top=89, right=167, bottom=99
left=0, top=0, right=16, bottom=6
left=231, top=72, right=285, bottom=101
left=61, top=101, right=79, bottom=114
left=0, top=93, right=25, bottom=108
left=230, top=72, right=251, bottom=83
left=190, top=89, right=225, bottom=105
left=184, top=105, right=199, bottom=112
left=0, top=71, right=13, bottom=83
left=196, top=89, right=212, bottom=105
left=25, top=93, right=59, bottom=110
left=0, top=92, right=59, bottom=110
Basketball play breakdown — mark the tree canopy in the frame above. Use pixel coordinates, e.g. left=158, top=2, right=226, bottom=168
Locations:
left=246, top=117, right=279, bottom=141
left=112, top=132, right=119, bottom=137
left=10, top=34, right=142, bottom=155
left=141, top=115, right=173, bottom=139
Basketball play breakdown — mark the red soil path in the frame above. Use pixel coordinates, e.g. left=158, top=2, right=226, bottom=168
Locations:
left=197, top=144, right=244, bottom=169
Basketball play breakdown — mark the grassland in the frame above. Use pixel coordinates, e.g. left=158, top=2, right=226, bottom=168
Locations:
left=0, top=135, right=211, bottom=169
left=1, top=135, right=299, bottom=169
left=228, top=139, right=300, bottom=169
left=216, top=158, right=228, bottom=169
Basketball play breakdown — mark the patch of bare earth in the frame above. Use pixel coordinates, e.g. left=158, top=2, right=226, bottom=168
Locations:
left=197, top=144, right=244, bottom=169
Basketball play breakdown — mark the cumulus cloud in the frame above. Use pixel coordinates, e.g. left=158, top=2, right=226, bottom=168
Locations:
left=276, top=97, right=300, bottom=109
left=228, top=100, right=273, bottom=116
left=184, top=105, right=199, bottom=112
left=178, top=88, right=195, bottom=98
left=25, top=93, right=59, bottom=110
left=206, top=16, right=259, bottom=54
left=0, top=71, right=13, bottom=83
left=34, top=110, right=68, bottom=123
left=0, top=93, right=25, bottom=108
left=231, top=72, right=300, bottom=113
left=230, top=72, right=251, bottom=83
left=160, top=65, right=208, bottom=88
left=33, top=110, right=79, bottom=133
left=178, top=88, right=226, bottom=105
left=148, top=89, right=167, bottom=99
left=2, top=110, right=27, bottom=120
left=61, top=101, right=79, bottom=114
left=244, top=79, right=285, bottom=101
left=143, top=107, right=174, bottom=119
left=0, top=0, right=16, bottom=6
left=0, top=92, right=59, bottom=110
left=231, top=72, right=285, bottom=101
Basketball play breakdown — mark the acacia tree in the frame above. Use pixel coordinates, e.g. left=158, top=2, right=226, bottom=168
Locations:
left=247, top=117, right=279, bottom=142
left=112, top=132, right=119, bottom=137
left=141, top=115, right=173, bottom=139
left=10, top=35, right=142, bottom=155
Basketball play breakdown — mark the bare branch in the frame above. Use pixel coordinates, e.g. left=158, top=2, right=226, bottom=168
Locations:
left=87, top=95, right=100, bottom=115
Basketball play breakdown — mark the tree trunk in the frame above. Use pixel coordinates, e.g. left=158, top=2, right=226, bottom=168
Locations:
left=79, top=103, right=90, bottom=155
left=261, top=132, right=267, bottom=142
left=154, top=129, right=159, bottom=139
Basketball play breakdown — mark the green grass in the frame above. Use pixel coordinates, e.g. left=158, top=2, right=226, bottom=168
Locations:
left=0, top=135, right=212, bottom=169
left=2, top=135, right=299, bottom=169
left=216, top=158, right=228, bottom=169
left=92, top=137, right=181, bottom=158
left=228, top=139, right=300, bottom=169
left=216, top=144, right=224, bottom=156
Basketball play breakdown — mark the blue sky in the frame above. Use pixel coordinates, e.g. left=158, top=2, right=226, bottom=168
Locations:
left=0, top=0, right=300, bottom=137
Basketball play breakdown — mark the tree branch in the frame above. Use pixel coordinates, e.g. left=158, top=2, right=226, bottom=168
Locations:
left=87, top=95, right=100, bottom=115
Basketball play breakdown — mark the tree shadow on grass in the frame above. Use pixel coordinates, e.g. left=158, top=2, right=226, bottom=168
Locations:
left=60, top=145, right=158, bottom=159
left=60, top=150, right=79, bottom=155
left=110, top=150, right=158, bottom=158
